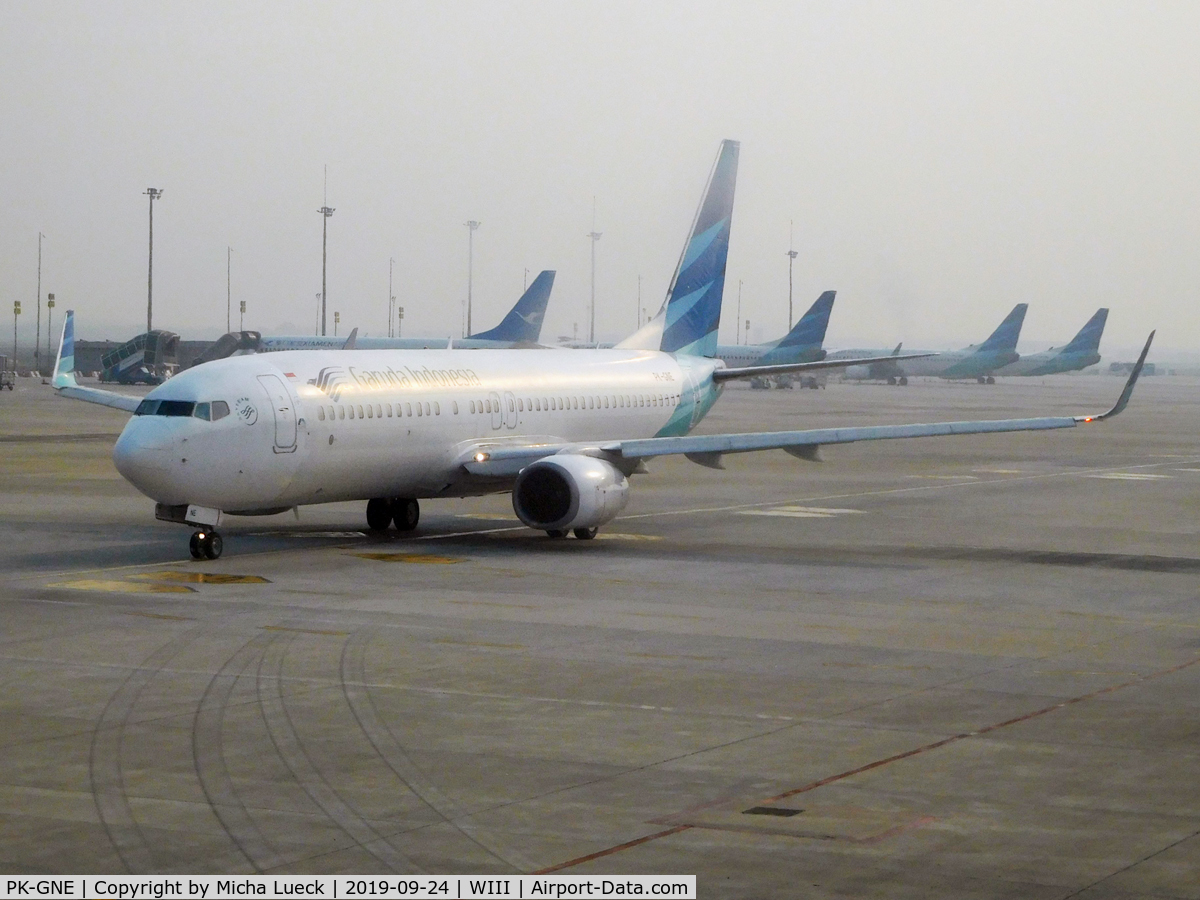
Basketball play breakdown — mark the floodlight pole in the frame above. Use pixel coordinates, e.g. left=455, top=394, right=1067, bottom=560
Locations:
left=315, top=294, right=321, bottom=336
left=736, top=280, right=743, bottom=345
left=388, top=257, right=396, bottom=338
left=12, top=301, right=20, bottom=370
left=239, top=300, right=246, bottom=331
left=587, top=198, right=602, bottom=344
left=144, top=189, right=162, bottom=333
left=786, top=220, right=798, bottom=331
left=46, top=294, right=55, bottom=363
left=637, top=274, right=642, bottom=329
left=464, top=220, right=481, bottom=337
left=226, top=247, right=233, bottom=333
left=34, top=232, right=43, bottom=374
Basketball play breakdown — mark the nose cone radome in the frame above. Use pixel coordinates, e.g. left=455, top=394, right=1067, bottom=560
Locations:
left=113, top=420, right=187, bottom=504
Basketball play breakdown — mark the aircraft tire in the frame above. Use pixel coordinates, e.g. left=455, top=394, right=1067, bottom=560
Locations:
left=887, top=376, right=897, bottom=385
left=203, top=532, right=223, bottom=560
left=189, top=532, right=204, bottom=560
left=366, top=498, right=392, bottom=531
left=986, top=376, right=995, bottom=384
left=392, top=498, right=420, bottom=531
left=573, top=527, right=598, bottom=540
left=546, top=529, right=568, bottom=539
left=899, top=376, right=908, bottom=386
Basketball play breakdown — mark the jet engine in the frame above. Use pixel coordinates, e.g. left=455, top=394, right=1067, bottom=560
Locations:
left=512, top=454, right=629, bottom=532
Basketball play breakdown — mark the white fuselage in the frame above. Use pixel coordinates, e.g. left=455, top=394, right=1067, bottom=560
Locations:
left=114, top=349, right=719, bottom=514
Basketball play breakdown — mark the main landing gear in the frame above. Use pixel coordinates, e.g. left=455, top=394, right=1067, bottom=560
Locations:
left=189, top=530, right=223, bottom=560
left=546, top=527, right=598, bottom=540
left=366, top=497, right=420, bottom=532
left=977, top=375, right=996, bottom=384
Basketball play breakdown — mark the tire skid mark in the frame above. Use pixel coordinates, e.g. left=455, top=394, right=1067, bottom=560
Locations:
left=193, top=632, right=289, bottom=872
left=256, top=632, right=419, bottom=873
left=340, top=629, right=532, bottom=872
left=90, top=626, right=203, bottom=873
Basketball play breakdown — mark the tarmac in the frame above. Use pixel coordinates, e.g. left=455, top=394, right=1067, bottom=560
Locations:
left=1, top=373, right=1197, bottom=898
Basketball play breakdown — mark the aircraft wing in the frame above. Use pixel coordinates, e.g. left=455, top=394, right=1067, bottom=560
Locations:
left=50, top=310, right=142, bottom=412
left=462, top=331, right=1153, bottom=476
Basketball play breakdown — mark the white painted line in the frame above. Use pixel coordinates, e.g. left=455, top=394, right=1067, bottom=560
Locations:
left=1084, top=473, right=1173, bottom=481
left=740, top=505, right=864, bottom=518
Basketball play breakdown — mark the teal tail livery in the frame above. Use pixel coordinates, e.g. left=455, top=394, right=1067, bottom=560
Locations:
left=465, top=270, right=555, bottom=343
left=52, top=311, right=141, bottom=412
left=976, top=302, right=1028, bottom=355
left=996, top=308, right=1108, bottom=377
left=716, top=291, right=836, bottom=369
left=46, top=139, right=1154, bottom=561
left=619, top=140, right=739, bottom=356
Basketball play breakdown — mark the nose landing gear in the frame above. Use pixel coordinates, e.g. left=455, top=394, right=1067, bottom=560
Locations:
left=189, top=530, right=224, bottom=560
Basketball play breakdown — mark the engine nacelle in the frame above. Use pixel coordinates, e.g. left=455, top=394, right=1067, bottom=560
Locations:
left=512, top=454, right=630, bottom=531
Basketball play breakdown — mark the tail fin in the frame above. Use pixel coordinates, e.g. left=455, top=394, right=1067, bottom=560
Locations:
left=1059, top=308, right=1108, bottom=355
left=470, top=270, right=555, bottom=342
left=657, top=139, right=740, bottom=357
left=774, top=290, right=836, bottom=351
left=977, top=303, right=1028, bottom=353
left=52, top=309, right=77, bottom=388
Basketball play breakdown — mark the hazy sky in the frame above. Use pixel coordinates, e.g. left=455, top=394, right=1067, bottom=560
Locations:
left=2, top=2, right=1197, bottom=357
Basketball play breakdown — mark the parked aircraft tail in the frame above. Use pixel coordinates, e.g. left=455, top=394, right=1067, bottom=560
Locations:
left=774, top=290, right=836, bottom=351
left=470, top=270, right=555, bottom=343
left=1059, top=308, right=1108, bottom=355
left=977, top=303, right=1028, bottom=353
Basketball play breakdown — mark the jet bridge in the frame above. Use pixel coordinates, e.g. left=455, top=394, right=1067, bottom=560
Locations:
left=99, top=330, right=179, bottom=384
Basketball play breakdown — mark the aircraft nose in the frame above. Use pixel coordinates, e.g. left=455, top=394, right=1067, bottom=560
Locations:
left=113, top=422, right=185, bottom=503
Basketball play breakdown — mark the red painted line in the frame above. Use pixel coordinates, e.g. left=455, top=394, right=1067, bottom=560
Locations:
left=532, top=825, right=693, bottom=874
left=536, top=652, right=1200, bottom=872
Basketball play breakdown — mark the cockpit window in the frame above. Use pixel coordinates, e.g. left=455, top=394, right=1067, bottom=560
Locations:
left=134, top=399, right=222, bottom=419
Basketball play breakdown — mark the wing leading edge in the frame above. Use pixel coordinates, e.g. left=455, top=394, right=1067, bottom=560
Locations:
left=463, top=331, right=1155, bottom=476
left=51, top=310, right=142, bottom=412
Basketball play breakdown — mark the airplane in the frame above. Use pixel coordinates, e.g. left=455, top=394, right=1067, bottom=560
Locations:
left=256, top=270, right=556, bottom=352
left=994, top=308, right=1108, bottom=377
left=716, top=291, right=835, bottom=388
left=833, top=303, right=1029, bottom=384
left=50, top=139, right=1153, bottom=560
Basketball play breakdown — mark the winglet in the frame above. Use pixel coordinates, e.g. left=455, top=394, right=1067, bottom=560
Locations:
left=341, top=327, right=358, bottom=350
left=1076, top=330, right=1154, bottom=423
left=52, top=310, right=77, bottom=389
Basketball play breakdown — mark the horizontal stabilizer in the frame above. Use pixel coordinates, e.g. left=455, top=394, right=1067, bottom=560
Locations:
left=713, top=352, right=935, bottom=382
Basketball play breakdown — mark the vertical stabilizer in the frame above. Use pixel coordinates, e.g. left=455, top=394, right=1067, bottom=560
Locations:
left=773, top=290, right=836, bottom=351
left=52, top=310, right=77, bottom=388
left=977, top=303, right=1028, bottom=353
left=1059, top=308, right=1108, bottom=355
left=470, top=270, right=556, bottom=343
left=657, top=139, right=740, bottom=357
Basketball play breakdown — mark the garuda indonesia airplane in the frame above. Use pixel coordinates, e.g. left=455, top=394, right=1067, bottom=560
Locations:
left=51, top=140, right=1153, bottom=559
left=257, top=269, right=555, bottom=352
left=833, top=303, right=1029, bottom=385
left=995, top=308, right=1108, bottom=377
left=715, top=290, right=836, bottom=369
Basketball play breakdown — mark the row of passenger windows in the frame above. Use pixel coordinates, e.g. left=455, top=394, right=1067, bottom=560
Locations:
left=314, top=392, right=681, bottom=422
left=134, top=399, right=230, bottom=421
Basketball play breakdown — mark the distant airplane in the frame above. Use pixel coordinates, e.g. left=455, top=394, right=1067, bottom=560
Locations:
left=831, top=303, right=1029, bottom=384
left=50, top=140, right=1152, bottom=560
left=257, top=270, right=556, bottom=352
left=995, top=308, right=1108, bottom=377
left=716, top=290, right=836, bottom=374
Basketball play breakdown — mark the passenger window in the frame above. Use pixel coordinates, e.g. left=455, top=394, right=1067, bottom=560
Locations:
left=470, top=400, right=475, bottom=414
left=424, top=402, right=431, bottom=416
left=194, top=402, right=211, bottom=421
left=518, top=398, right=524, bottom=412
left=212, top=401, right=230, bottom=420
left=367, top=405, right=373, bottom=418
left=387, top=404, right=393, bottom=417
left=507, top=399, right=513, bottom=412
left=434, top=402, right=440, bottom=415
left=406, top=402, right=413, bottom=416
left=339, top=406, right=345, bottom=420
left=416, top=403, right=422, bottom=417
left=603, top=397, right=609, bottom=408
left=349, top=406, right=356, bottom=419
left=453, top=401, right=459, bottom=415
left=485, top=399, right=491, bottom=413
left=376, top=404, right=382, bottom=418
left=318, top=407, right=326, bottom=422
